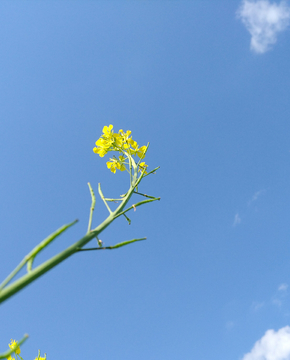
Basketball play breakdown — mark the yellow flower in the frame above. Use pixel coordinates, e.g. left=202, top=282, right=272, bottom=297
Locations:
left=106, top=159, right=118, bottom=173
left=106, top=156, right=126, bottom=173
left=136, top=145, right=147, bottom=158
left=139, top=162, right=148, bottom=173
left=102, top=124, right=113, bottom=135
left=93, top=124, right=116, bottom=157
left=116, top=155, right=126, bottom=171
left=113, top=132, right=123, bottom=147
left=94, top=125, right=148, bottom=173
left=127, top=139, right=146, bottom=159
left=8, top=340, right=20, bottom=354
left=6, top=339, right=20, bottom=360
left=119, top=129, right=132, bottom=142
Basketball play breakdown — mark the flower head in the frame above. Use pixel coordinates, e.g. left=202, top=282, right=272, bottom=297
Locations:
left=6, top=340, right=20, bottom=360
left=93, top=125, right=148, bottom=173
left=138, top=162, right=148, bottom=174
left=8, top=340, right=20, bottom=354
left=106, top=155, right=126, bottom=173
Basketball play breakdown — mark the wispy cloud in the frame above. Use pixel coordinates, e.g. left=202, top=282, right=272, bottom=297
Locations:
left=250, top=283, right=289, bottom=314
left=237, top=0, right=290, bottom=53
left=232, top=189, right=267, bottom=227
left=272, top=297, right=283, bottom=307
left=248, top=189, right=266, bottom=206
left=233, top=213, right=241, bottom=227
left=279, top=283, right=288, bottom=291
left=272, top=283, right=288, bottom=307
left=242, top=326, right=290, bottom=360
left=251, top=301, right=265, bottom=311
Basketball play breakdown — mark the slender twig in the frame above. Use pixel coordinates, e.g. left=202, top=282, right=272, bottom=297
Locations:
left=0, top=158, right=139, bottom=304
left=0, top=334, right=29, bottom=359
left=114, top=197, right=160, bottom=219
left=133, top=191, right=158, bottom=199
left=0, top=153, right=158, bottom=306
left=128, top=152, right=133, bottom=186
left=87, top=182, right=96, bottom=233
left=104, top=198, right=122, bottom=202
left=96, top=236, right=103, bottom=247
left=76, top=237, right=146, bottom=251
left=0, top=221, right=77, bottom=291
left=142, top=166, right=160, bottom=178
left=98, top=183, right=112, bottom=214
left=123, top=213, right=131, bottom=225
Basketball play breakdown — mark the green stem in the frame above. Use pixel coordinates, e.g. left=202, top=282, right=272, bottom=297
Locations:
left=133, top=191, right=158, bottom=199
left=0, top=156, right=140, bottom=305
left=0, top=334, right=28, bottom=359
left=0, top=221, right=77, bottom=291
left=87, top=182, right=96, bottom=233
left=104, top=198, right=122, bottom=202
left=142, top=166, right=160, bottom=178
left=98, top=183, right=112, bottom=214
left=114, top=197, right=160, bottom=219
left=76, top=237, right=146, bottom=251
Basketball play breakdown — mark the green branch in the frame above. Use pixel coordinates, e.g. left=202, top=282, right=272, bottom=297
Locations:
left=0, top=156, right=143, bottom=305
left=87, top=182, right=96, bottom=233
left=98, top=183, right=112, bottom=214
left=0, top=220, right=78, bottom=291
left=76, top=237, right=146, bottom=251
left=0, top=334, right=28, bottom=359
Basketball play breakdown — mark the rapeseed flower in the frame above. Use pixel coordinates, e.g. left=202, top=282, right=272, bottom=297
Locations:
left=139, top=162, right=148, bottom=173
left=6, top=340, right=20, bottom=360
left=94, top=125, right=148, bottom=173
left=106, top=155, right=126, bottom=173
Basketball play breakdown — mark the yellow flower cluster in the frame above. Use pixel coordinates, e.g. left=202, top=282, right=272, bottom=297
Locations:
left=93, top=125, right=148, bottom=173
left=7, top=340, right=20, bottom=360
left=6, top=340, right=46, bottom=360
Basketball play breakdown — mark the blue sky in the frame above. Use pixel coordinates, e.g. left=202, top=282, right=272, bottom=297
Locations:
left=1, top=1, right=290, bottom=359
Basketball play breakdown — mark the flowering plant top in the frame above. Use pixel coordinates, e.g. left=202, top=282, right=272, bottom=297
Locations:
left=93, top=125, right=148, bottom=173
left=0, top=124, right=159, bottom=360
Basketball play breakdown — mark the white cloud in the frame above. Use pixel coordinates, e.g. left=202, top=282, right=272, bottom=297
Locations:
left=251, top=301, right=265, bottom=311
left=248, top=189, right=266, bottom=205
left=237, top=0, right=290, bottom=53
left=242, top=326, right=290, bottom=360
left=233, top=213, right=241, bottom=227
left=272, top=298, right=283, bottom=307
left=279, top=284, right=289, bottom=291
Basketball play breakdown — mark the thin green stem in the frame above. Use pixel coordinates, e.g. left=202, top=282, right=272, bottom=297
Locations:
left=0, top=156, right=140, bottom=305
left=0, top=258, right=27, bottom=292
left=133, top=191, right=158, bottom=199
left=0, top=221, right=77, bottom=290
left=76, top=237, right=146, bottom=251
left=142, top=166, right=160, bottom=178
left=104, top=198, right=122, bottom=202
left=0, top=334, right=28, bottom=359
left=98, top=183, right=112, bottom=214
left=123, top=213, right=131, bottom=225
left=87, top=182, right=96, bottom=233
left=114, top=197, right=160, bottom=219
